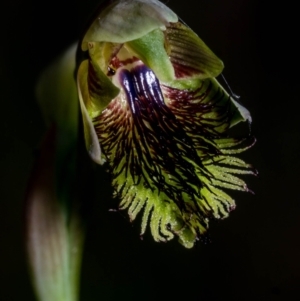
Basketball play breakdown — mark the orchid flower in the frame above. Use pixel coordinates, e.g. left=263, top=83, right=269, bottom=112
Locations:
left=76, top=0, right=256, bottom=248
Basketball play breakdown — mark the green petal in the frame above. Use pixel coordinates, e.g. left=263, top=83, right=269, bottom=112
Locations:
left=77, top=41, right=120, bottom=164
left=80, top=43, right=120, bottom=114
left=77, top=60, right=104, bottom=164
left=164, top=22, right=224, bottom=79
left=81, top=0, right=178, bottom=49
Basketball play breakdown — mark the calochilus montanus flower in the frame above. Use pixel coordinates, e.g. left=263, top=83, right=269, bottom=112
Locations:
left=76, top=0, right=256, bottom=248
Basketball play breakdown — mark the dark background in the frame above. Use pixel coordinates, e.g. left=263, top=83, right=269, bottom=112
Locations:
left=1, top=0, right=299, bottom=300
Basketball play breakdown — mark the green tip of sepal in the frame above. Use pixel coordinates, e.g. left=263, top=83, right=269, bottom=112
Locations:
left=230, top=98, right=252, bottom=126
left=215, top=78, right=252, bottom=126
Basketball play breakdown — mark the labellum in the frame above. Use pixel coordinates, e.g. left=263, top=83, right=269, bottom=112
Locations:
left=76, top=0, right=256, bottom=248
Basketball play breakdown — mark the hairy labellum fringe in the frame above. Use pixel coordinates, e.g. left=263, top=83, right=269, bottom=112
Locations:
left=94, top=63, right=255, bottom=248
